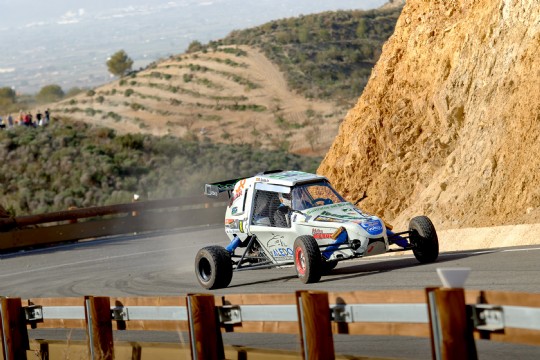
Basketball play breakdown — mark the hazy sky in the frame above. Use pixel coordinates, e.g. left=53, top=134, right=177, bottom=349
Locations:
left=0, top=0, right=390, bottom=92
left=0, top=0, right=388, bottom=28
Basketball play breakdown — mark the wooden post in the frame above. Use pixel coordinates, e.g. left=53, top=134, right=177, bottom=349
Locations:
left=0, top=297, right=29, bottom=360
left=84, top=296, right=114, bottom=360
left=186, top=294, right=224, bottom=360
left=426, top=288, right=477, bottom=360
left=296, top=290, right=335, bottom=360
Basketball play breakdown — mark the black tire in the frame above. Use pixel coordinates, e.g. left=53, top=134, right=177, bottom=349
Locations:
left=321, top=260, right=338, bottom=275
left=195, top=246, right=233, bottom=289
left=293, top=235, right=322, bottom=284
left=409, top=216, right=439, bottom=263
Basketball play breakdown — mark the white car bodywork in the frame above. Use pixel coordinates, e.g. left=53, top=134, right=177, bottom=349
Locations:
left=222, top=170, right=389, bottom=264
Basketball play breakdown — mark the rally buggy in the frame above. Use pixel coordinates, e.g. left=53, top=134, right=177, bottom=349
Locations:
left=195, top=170, right=439, bottom=289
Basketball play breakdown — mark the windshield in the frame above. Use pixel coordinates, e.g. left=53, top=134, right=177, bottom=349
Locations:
left=291, top=181, right=345, bottom=211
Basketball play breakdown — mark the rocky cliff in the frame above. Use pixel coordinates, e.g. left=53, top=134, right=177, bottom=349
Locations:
left=319, top=0, right=540, bottom=229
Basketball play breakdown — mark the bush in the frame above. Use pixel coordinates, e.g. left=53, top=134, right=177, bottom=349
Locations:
left=36, top=84, right=65, bottom=103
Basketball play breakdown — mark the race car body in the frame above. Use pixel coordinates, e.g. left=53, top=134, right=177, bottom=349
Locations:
left=195, top=170, right=439, bottom=289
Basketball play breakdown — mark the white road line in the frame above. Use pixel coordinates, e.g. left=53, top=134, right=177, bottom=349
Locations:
left=0, top=246, right=187, bottom=279
left=441, top=247, right=540, bottom=257
left=346, top=246, right=540, bottom=263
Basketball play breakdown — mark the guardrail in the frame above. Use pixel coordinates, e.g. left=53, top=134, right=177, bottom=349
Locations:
left=0, top=196, right=226, bottom=252
left=0, top=289, right=538, bottom=359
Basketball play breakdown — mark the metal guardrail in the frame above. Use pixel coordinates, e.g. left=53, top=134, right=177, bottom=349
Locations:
left=0, top=196, right=227, bottom=251
left=27, top=303, right=540, bottom=329
left=1, top=290, right=539, bottom=360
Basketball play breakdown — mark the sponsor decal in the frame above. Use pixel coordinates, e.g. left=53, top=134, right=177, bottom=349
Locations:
left=267, top=234, right=287, bottom=248
left=266, top=171, right=305, bottom=180
left=231, top=207, right=238, bottom=215
left=317, top=210, right=360, bottom=221
left=229, top=179, right=246, bottom=205
left=314, top=215, right=345, bottom=223
left=229, top=192, right=241, bottom=205
left=359, top=220, right=383, bottom=235
left=272, top=247, right=294, bottom=258
left=304, top=202, right=349, bottom=215
left=267, top=234, right=293, bottom=260
left=312, top=228, right=333, bottom=239
left=225, top=218, right=244, bottom=232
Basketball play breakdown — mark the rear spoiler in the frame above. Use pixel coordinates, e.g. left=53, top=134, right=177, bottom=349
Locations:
left=204, top=177, right=245, bottom=198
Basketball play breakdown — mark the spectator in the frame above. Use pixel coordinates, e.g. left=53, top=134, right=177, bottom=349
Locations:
left=0, top=115, right=4, bottom=129
left=7, top=114, right=13, bottom=128
left=18, top=110, right=24, bottom=126
left=36, top=110, right=43, bottom=126
left=44, top=109, right=50, bottom=125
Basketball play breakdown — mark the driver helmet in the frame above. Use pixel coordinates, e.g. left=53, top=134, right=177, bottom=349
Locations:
left=279, top=192, right=292, bottom=208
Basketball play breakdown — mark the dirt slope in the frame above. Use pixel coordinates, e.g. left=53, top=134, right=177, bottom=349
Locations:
left=319, top=0, right=540, bottom=229
left=51, top=46, right=344, bottom=156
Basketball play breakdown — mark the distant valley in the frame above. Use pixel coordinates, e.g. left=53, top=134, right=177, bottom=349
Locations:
left=0, top=0, right=387, bottom=94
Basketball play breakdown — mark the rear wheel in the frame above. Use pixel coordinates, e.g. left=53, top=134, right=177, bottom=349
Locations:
left=409, top=216, right=439, bottom=263
left=195, top=246, right=233, bottom=289
left=293, top=235, right=322, bottom=284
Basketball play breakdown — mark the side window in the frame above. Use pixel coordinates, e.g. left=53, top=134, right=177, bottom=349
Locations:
left=251, top=190, right=281, bottom=227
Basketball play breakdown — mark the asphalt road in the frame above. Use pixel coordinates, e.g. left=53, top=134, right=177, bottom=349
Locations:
left=1, top=224, right=539, bottom=359
left=1, top=224, right=538, bottom=297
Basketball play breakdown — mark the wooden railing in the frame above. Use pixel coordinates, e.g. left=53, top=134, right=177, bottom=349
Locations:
left=0, top=196, right=226, bottom=252
left=0, top=289, right=538, bottom=359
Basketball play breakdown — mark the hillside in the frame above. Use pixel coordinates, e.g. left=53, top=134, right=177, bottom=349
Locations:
left=46, top=8, right=401, bottom=157
left=319, top=0, right=540, bottom=229
left=51, top=46, right=342, bottom=156
left=0, top=119, right=319, bottom=216
left=216, top=8, right=401, bottom=105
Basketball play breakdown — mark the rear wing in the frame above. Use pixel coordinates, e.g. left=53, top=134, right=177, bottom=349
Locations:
left=204, top=177, right=245, bottom=198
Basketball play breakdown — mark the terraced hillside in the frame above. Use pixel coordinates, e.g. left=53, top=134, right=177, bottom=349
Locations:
left=52, top=46, right=344, bottom=156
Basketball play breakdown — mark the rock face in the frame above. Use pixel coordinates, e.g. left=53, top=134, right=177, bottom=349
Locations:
left=319, top=0, right=540, bottom=229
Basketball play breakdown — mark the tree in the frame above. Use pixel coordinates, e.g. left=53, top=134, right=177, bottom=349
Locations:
left=36, top=84, right=64, bottom=103
left=356, top=18, right=368, bottom=38
left=187, top=40, right=203, bottom=53
left=106, top=50, right=133, bottom=77
left=0, top=87, right=16, bottom=103
left=65, top=87, right=86, bottom=98
left=0, top=87, right=16, bottom=111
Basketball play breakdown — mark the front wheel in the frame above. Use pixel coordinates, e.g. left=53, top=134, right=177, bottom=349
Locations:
left=409, top=216, right=439, bottom=263
left=195, top=246, right=233, bottom=289
left=293, top=235, right=322, bottom=284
